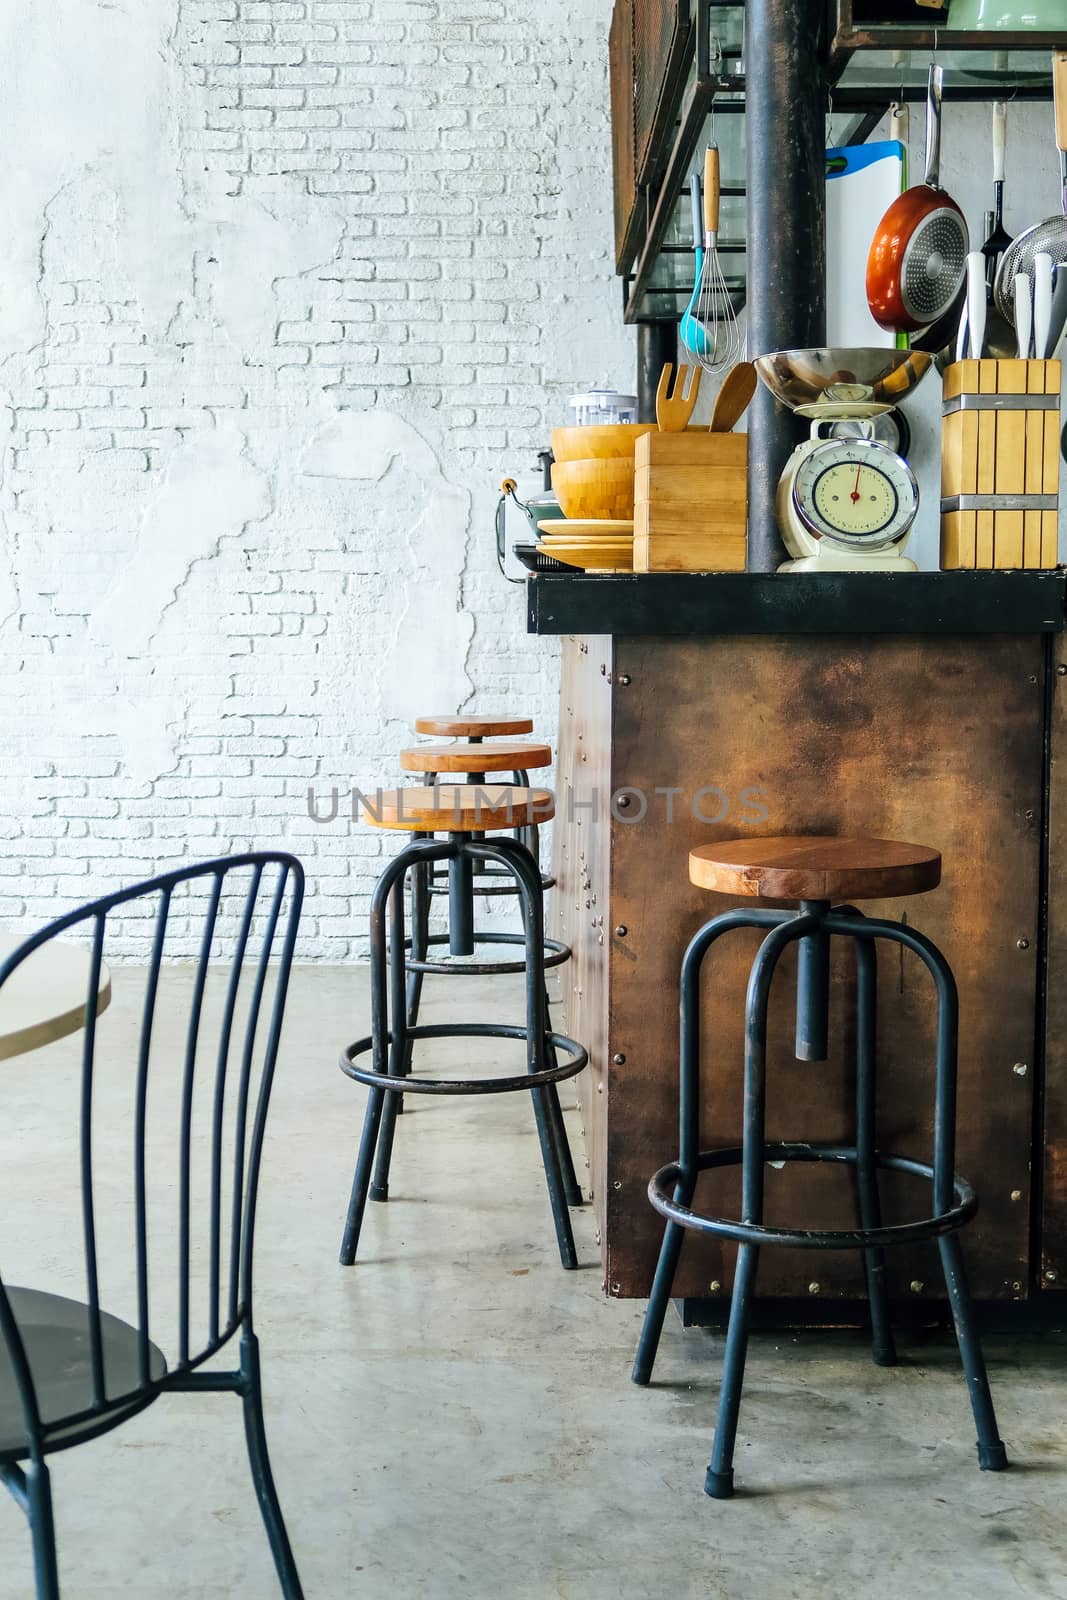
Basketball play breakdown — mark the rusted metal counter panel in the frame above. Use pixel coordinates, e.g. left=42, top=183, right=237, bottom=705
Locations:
left=554, top=632, right=1048, bottom=1308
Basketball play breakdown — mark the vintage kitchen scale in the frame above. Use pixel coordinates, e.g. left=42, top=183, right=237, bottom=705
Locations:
left=754, top=348, right=932, bottom=572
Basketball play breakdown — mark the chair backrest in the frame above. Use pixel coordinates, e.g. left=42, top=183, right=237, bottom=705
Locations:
left=0, top=852, right=304, bottom=1452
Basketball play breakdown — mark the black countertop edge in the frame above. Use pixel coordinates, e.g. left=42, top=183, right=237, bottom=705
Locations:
left=527, top=571, right=1067, bottom=636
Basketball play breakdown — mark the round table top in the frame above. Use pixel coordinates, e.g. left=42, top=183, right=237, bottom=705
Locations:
left=0, top=937, right=112, bottom=1061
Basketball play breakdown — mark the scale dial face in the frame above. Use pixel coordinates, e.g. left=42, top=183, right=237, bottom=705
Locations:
left=791, top=438, right=919, bottom=552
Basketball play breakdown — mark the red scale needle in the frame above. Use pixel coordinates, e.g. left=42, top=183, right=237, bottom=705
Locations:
left=850, top=463, right=863, bottom=504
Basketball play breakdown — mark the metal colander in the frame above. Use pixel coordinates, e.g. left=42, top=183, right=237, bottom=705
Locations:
left=901, top=208, right=969, bottom=323
left=994, top=214, right=1067, bottom=323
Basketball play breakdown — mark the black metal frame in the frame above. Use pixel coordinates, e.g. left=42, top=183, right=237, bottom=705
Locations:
left=0, top=853, right=305, bottom=1598
left=633, top=899, right=1008, bottom=1499
left=339, top=834, right=587, bottom=1271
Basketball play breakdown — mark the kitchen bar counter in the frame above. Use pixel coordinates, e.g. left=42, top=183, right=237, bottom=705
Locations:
left=529, top=570, right=1067, bottom=637
left=532, top=569, right=1067, bottom=1326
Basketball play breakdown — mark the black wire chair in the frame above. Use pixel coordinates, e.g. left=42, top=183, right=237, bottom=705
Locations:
left=0, top=852, right=305, bottom=1599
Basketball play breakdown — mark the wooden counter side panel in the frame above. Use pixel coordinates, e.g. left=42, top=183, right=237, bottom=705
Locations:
left=552, top=637, right=613, bottom=1260
left=605, top=635, right=1042, bottom=1301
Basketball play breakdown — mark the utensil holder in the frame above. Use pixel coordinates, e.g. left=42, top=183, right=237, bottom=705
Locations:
left=634, top=431, right=748, bottom=573
left=941, top=359, right=1061, bottom=570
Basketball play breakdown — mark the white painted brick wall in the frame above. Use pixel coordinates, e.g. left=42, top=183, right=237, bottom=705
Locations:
left=0, top=0, right=632, bottom=956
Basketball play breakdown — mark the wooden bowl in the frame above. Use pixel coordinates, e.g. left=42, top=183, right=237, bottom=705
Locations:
left=551, top=425, right=656, bottom=463
left=551, top=457, right=635, bottom=520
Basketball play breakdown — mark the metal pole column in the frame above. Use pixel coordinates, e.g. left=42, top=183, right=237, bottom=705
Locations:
left=744, top=0, right=827, bottom=571
left=637, top=322, right=678, bottom=424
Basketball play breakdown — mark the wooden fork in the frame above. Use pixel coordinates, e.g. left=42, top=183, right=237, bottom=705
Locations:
left=655, top=362, right=702, bottom=431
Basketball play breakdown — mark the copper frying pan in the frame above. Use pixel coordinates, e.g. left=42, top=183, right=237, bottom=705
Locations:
left=866, top=64, right=969, bottom=334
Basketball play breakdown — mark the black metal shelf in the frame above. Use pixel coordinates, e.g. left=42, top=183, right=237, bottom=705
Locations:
left=528, top=570, right=1067, bottom=637
left=619, top=0, right=1066, bottom=326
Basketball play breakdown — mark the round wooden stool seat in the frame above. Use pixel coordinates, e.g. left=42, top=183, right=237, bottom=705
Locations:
left=400, top=740, right=551, bottom=775
left=414, top=714, right=533, bottom=738
left=689, top=835, right=941, bottom=902
left=364, top=785, right=553, bottom=833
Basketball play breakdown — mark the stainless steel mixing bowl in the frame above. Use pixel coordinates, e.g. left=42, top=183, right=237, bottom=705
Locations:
left=754, top=348, right=934, bottom=417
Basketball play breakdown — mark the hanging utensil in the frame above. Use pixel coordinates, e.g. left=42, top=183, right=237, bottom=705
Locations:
left=994, top=51, right=1067, bottom=325
left=1047, top=266, right=1067, bottom=359
left=966, top=252, right=987, bottom=360
left=1034, top=252, right=1055, bottom=359
left=709, top=362, right=757, bottom=433
left=684, top=147, right=743, bottom=376
left=982, top=103, right=1013, bottom=292
left=1015, top=273, right=1033, bottom=359
left=867, top=64, right=969, bottom=333
left=656, top=363, right=701, bottom=432
left=679, top=173, right=706, bottom=364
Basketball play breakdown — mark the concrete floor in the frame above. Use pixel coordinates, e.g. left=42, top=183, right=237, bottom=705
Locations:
left=1, top=963, right=1066, bottom=1599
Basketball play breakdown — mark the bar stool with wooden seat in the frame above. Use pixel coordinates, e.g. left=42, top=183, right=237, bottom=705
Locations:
left=390, top=719, right=581, bottom=1216
left=338, top=783, right=587, bottom=1270
left=633, top=835, right=1008, bottom=1499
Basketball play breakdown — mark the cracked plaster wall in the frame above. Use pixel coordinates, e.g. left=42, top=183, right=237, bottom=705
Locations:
left=0, top=0, right=631, bottom=955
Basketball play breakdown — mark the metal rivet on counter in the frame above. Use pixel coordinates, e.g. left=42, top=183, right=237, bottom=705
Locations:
left=617, top=795, right=631, bottom=808
left=1013, top=1061, right=1029, bottom=1076
left=1046, top=1269, right=1058, bottom=1282
left=1029, top=673, right=1038, bottom=683
left=618, top=674, right=631, bottom=686
left=613, top=1180, right=622, bottom=1191
left=709, top=1280, right=722, bottom=1293
left=613, top=1053, right=626, bottom=1065
left=910, top=1280, right=924, bottom=1294
left=1011, top=1189, right=1023, bottom=1202
left=1025, top=810, right=1035, bottom=821
left=600, top=663, right=606, bottom=675
left=1017, top=938, right=1031, bottom=950
left=615, top=925, right=628, bottom=937
left=1012, top=1281, right=1022, bottom=1292
left=1058, top=664, right=1067, bottom=676
left=808, top=1281, right=820, bottom=1295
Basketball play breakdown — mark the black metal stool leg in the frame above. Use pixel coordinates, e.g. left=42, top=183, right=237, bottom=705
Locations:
left=339, top=1084, right=386, bottom=1264
left=485, top=835, right=577, bottom=1269
left=541, top=985, right=583, bottom=1206
left=395, top=835, right=431, bottom=1118
left=854, top=935, right=896, bottom=1367
left=922, top=930, right=1008, bottom=1470
left=706, top=917, right=802, bottom=1499
left=837, top=912, right=1008, bottom=1472
left=340, top=842, right=421, bottom=1264
left=938, top=1234, right=1008, bottom=1470
left=633, top=908, right=790, bottom=1386
left=369, top=877, right=410, bottom=1202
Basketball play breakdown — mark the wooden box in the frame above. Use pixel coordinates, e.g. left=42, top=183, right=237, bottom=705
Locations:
left=633, top=430, right=748, bottom=572
left=941, top=358, right=1061, bottom=570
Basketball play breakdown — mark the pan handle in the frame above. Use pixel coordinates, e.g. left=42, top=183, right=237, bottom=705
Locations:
left=925, top=63, right=944, bottom=191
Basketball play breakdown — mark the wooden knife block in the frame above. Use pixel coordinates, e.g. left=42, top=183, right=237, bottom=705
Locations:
left=634, top=431, right=748, bottom=572
left=941, top=359, right=1061, bottom=570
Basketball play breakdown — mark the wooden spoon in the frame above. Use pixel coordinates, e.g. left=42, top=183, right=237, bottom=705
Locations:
left=709, top=361, right=757, bottom=433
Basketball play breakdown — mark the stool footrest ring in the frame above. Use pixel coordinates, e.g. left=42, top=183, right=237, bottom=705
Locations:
left=340, top=1022, right=587, bottom=1095
left=392, top=930, right=570, bottom=976
left=426, top=868, right=556, bottom=897
left=649, top=1142, right=977, bottom=1249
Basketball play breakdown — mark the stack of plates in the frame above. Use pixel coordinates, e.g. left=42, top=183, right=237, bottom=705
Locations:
left=535, top=518, right=634, bottom=572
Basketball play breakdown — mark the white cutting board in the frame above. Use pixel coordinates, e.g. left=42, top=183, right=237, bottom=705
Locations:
left=826, top=141, right=906, bottom=349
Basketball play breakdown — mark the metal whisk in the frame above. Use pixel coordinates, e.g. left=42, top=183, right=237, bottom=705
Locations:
left=681, top=146, right=742, bottom=376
